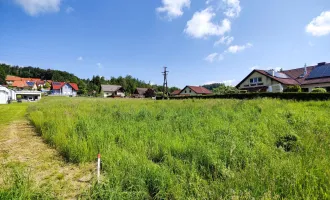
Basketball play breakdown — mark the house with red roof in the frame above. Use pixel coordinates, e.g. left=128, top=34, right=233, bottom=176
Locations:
left=178, top=86, right=212, bottom=96
left=236, top=62, right=330, bottom=92
left=170, top=89, right=181, bottom=96
left=51, top=82, right=79, bottom=96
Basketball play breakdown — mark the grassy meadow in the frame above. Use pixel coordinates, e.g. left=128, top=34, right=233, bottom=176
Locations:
left=27, top=97, right=330, bottom=199
left=0, top=103, right=54, bottom=200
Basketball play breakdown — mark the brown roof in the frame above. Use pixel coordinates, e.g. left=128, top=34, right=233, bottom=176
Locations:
left=254, top=70, right=300, bottom=85
left=171, top=90, right=181, bottom=95
left=12, top=81, right=28, bottom=88
left=237, top=63, right=330, bottom=88
left=182, top=86, right=213, bottom=94
left=6, top=75, right=21, bottom=81
left=135, top=88, right=148, bottom=95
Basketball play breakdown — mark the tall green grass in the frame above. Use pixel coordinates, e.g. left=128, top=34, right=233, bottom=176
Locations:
left=28, top=98, right=330, bottom=199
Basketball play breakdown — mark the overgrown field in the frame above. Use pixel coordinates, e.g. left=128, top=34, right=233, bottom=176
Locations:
left=28, top=98, right=330, bottom=199
left=0, top=103, right=54, bottom=199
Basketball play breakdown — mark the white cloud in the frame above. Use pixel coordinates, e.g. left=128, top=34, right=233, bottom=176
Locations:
left=184, top=7, right=231, bottom=38
left=77, top=56, right=83, bottom=61
left=97, top=63, right=103, bottom=69
left=205, top=52, right=224, bottom=62
left=204, top=79, right=236, bottom=86
left=157, top=0, right=190, bottom=20
left=206, top=0, right=213, bottom=5
left=14, top=0, right=61, bottom=16
left=223, top=0, right=241, bottom=18
left=306, top=11, right=330, bottom=36
left=66, top=6, right=74, bottom=14
left=250, top=66, right=258, bottom=70
left=214, top=36, right=234, bottom=46
left=227, top=43, right=252, bottom=53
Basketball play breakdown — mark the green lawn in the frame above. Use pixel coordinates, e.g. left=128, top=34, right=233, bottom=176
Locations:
left=0, top=103, right=28, bottom=126
left=27, top=97, right=330, bottom=199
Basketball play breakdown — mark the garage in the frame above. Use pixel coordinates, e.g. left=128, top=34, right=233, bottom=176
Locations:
left=0, top=86, right=10, bottom=104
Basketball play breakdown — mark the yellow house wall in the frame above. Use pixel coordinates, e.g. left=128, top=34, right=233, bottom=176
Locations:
left=301, top=83, right=330, bottom=92
left=179, top=87, right=197, bottom=95
left=238, top=72, right=280, bottom=89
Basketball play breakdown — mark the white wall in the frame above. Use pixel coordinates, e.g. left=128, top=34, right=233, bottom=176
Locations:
left=0, top=91, right=9, bottom=104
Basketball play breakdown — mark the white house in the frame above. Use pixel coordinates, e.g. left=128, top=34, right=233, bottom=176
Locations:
left=0, top=86, right=10, bottom=104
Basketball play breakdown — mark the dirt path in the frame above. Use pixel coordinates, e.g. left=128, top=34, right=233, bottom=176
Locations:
left=0, top=119, right=95, bottom=199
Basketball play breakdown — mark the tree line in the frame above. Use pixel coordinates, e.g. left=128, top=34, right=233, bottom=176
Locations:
left=0, top=63, right=179, bottom=95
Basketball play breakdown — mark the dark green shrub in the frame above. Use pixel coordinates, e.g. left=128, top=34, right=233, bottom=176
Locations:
left=276, top=134, right=300, bottom=152
left=284, top=85, right=302, bottom=92
left=311, top=88, right=327, bottom=93
left=161, top=93, right=330, bottom=101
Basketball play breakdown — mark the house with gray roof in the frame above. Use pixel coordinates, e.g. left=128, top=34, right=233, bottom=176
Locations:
left=101, top=85, right=125, bottom=97
left=133, top=88, right=156, bottom=98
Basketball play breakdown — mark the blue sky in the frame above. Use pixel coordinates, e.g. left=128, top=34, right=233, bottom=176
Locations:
left=1, top=0, right=330, bottom=88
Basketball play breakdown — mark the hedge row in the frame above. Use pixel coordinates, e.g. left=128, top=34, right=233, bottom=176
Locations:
left=157, top=93, right=330, bottom=101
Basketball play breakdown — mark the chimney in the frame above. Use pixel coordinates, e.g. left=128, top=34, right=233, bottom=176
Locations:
left=304, top=63, right=307, bottom=76
left=271, top=69, right=275, bottom=76
left=318, top=62, right=326, bottom=66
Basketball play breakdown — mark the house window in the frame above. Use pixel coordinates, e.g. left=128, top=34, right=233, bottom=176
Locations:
left=250, top=77, right=262, bottom=84
left=189, top=90, right=191, bottom=93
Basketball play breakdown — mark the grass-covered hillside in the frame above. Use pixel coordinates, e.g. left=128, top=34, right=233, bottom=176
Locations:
left=28, top=98, right=330, bottom=199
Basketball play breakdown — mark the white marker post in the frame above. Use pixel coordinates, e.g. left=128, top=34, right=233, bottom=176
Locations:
left=97, top=153, right=101, bottom=184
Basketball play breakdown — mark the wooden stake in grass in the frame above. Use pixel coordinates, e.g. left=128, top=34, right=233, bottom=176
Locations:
left=97, top=153, right=101, bottom=184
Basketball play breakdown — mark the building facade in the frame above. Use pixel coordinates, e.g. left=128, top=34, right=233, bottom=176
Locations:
left=237, top=62, right=330, bottom=92
left=51, top=82, right=78, bottom=96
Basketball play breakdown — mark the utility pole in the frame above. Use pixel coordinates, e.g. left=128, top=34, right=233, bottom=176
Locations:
left=162, top=66, right=169, bottom=99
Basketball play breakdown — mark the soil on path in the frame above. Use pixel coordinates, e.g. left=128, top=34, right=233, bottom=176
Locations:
left=0, top=119, right=95, bottom=199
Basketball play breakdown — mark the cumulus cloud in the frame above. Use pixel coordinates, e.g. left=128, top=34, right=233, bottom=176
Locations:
left=184, top=7, right=231, bottom=38
left=214, top=36, right=234, bottom=46
left=14, top=0, right=61, bottom=16
left=205, top=53, right=224, bottom=62
left=223, top=0, right=241, bottom=18
left=306, top=11, right=330, bottom=36
left=157, top=0, right=190, bottom=20
left=227, top=43, right=252, bottom=53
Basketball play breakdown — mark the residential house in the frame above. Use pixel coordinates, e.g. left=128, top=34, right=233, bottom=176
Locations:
left=26, top=81, right=38, bottom=90
left=11, top=80, right=29, bottom=90
left=51, top=82, right=78, bottom=96
left=236, top=62, right=330, bottom=92
left=133, top=88, right=156, bottom=98
left=6, top=75, right=21, bottom=85
left=101, top=85, right=125, bottom=97
left=16, top=90, right=42, bottom=101
left=170, top=90, right=181, bottom=96
left=0, top=86, right=10, bottom=104
left=179, top=86, right=213, bottom=96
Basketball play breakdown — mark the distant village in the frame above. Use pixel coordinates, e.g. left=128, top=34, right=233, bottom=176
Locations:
left=0, top=61, right=330, bottom=104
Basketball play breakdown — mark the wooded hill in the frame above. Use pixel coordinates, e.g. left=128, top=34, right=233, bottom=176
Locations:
left=0, top=63, right=179, bottom=95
